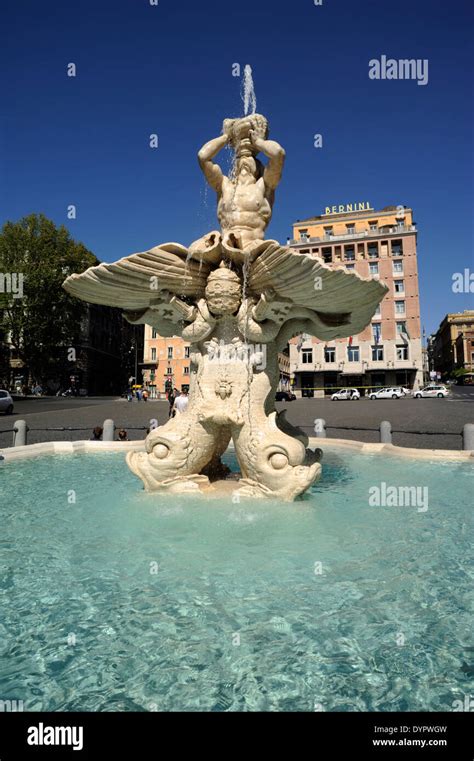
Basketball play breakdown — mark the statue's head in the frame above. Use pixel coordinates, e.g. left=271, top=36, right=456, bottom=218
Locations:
left=205, top=263, right=242, bottom=316
left=236, top=155, right=264, bottom=184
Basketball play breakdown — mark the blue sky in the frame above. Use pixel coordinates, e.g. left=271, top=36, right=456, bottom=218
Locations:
left=1, top=0, right=473, bottom=334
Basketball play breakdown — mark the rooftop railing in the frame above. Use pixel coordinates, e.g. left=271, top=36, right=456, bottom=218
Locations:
left=290, top=225, right=417, bottom=246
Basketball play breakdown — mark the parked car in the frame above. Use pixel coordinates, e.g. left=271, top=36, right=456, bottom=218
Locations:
left=369, top=387, right=403, bottom=400
left=275, top=391, right=296, bottom=402
left=414, top=385, right=449, bottom=399
left=331, top=388, right=360, bottom=401
left=0, top=390, right=14, bottom=415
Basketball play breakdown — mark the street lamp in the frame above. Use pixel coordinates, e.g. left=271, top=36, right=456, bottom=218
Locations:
left=129, top=328, right=140, bottom=386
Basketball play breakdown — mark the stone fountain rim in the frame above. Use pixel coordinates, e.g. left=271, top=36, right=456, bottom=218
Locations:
left=1, top=438, right=472, bottom=463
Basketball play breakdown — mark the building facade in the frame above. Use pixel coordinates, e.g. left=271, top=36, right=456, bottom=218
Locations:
left=141, top=329, right=191, bottom=398
left=278, top=347, right=291, bottom=391
left=455, top=331, right=474, bottom=374
left=430, top=310, right=474, bottom=376
left=0, top=303, right=139, bottom=395
left=288, top=204, right=423, bottom=395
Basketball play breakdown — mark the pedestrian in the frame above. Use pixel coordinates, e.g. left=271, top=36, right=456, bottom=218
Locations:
left=126, top=388, right=133, bottom=402
left=136, top=389, right=142, bottom=402
left=168, top=388, right=176, bottom=418
left=90, top=426, right=103, bottom=441
left=173, top=389, right=189, bottom=415
left=142, top=389, right=148, bottom=402
left=118, top=429, right=129, bottom=441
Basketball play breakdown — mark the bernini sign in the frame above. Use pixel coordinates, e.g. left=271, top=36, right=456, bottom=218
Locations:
left=324, top=202, right=373, bottom=215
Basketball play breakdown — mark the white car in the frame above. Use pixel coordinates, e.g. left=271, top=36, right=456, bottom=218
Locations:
left=0, top=390, right=14, bottom=415
left=414, top=385, right=448, bottom=399
left=331, top=388, right=360, bottom=400
left=387, top=386, right=410, bottom=397
left=369, top=387, right=403, bottom=400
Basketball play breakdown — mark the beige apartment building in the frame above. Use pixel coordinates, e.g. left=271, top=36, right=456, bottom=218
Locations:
left=288, top=203, right=423, bottom=395
left=141, top=330, right=191, bottom=398
left=430, top=310, right=474, bottom=376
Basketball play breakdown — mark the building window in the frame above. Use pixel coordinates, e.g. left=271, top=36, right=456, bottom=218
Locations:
left=323, top=226, right=333, bottom=237
left=391, top=240, right=403, bottom=255
left=394, top=279, right=405, bottom=293
left=184, top=346, right=190, bottom=358
left=167, top=366, right=172, bottom=375
left=372, top=324, right=382, bottom=343
left=151, top=348, right=157, bottom=361
left=302, top=348, right=313, bottom=364
left=152, top=328, right=158, bottom=339
left=167, top=346, right=173, bottom=359
left=368, top=220, right=378, bottom=231
left=347, top=345, right=360, bottom=362
left=346, top=224, right=355, bottom=234
left=373, top=304, right=381, bottom=316
left=393, top=260, right=403, bottom=273
left=369, top=262, right=379, bottom=275
left=299, top=229, right=309, bottom=241
left=396, top=321, right=407, bottom=335
left=345, top=264, right=355, bottom=271
left=396, top=345, right=409, bottom=360
left=322, top=247, right=332, bottom=263
left=372, top=346, right=384, bottom=361
left=368, top=244, right=378, bottom=259
left=324, top=347, right=336, bottom=363
left=395, top=300, right=406, bottom=314
left=183, top=366, right=190, bottom=375
left=345, top=246, right=355, bottom=261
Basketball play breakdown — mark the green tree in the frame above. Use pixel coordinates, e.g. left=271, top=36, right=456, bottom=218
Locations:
left=0, top=214, right=98, bottom=384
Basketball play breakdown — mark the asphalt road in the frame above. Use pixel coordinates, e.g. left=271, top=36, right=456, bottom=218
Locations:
left=277, top=384, right=474, bottom=450
left=0, top=386, right=473, bottom=450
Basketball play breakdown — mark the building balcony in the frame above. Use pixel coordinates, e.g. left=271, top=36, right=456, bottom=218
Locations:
left=290, top=224, right=417, bottom=246
left=293, top=359, right=421, bottom=372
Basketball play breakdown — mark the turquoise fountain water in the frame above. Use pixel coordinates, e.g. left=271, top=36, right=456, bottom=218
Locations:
left=0, top=451, right=472, bottom=711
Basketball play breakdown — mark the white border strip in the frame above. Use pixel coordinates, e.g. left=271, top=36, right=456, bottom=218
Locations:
left=1, top=438, right=472, bottom=463
left=308, top=437, right=474, bottom=462
left=0, top=440, right=145, bottom=461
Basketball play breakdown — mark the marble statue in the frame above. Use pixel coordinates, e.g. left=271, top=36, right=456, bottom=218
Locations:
left=63, top=113, right=387, bottom=501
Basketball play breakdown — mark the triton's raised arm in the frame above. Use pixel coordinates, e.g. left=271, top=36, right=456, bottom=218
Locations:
left=197, top=133, right=229, bottom=193
left=249, top=130, right=285, bottom=190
